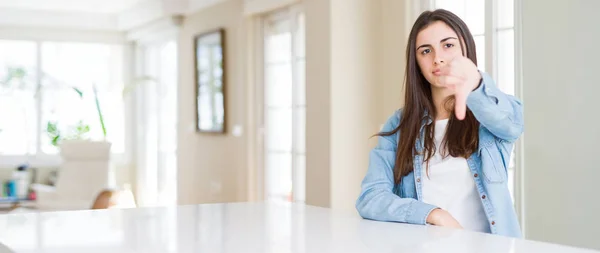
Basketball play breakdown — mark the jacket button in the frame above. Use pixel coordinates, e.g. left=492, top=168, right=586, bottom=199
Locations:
left=482, top=195, right=486, bottom=199
left=474, top=173, right=478, bottom=178
left=491, top=221, right=496, bottom=225
left=416, top=178, right=421, bottom=183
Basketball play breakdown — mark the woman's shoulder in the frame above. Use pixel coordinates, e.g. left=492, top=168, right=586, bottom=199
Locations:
left=380, top=108, right=404, bottom=133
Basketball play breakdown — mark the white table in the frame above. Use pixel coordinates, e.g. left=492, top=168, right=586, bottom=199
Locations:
left=0, top=202, right=596, bottom=253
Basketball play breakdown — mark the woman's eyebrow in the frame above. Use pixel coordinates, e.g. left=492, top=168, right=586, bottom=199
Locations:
left=441, top=37, right=458, bottom=43
left=417, top=37, right=458, bottom=50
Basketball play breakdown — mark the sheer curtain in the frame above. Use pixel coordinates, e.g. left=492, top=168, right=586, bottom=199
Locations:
left=134, top=40, right=178, bottom=207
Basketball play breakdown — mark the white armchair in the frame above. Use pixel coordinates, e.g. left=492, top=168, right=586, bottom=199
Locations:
left=33, top=141, right=113, bottom=211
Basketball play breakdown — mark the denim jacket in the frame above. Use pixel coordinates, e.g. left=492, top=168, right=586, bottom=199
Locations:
left=356, top=71, right=524, bottom=238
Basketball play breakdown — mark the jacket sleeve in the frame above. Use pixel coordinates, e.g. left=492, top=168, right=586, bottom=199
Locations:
left=355, top=110, right=438, bottom=225
left=467, top=71, right=524, bottom=142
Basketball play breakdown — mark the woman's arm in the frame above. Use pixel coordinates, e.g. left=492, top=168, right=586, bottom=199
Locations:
left=466, top=71, right=524, bottom=142
left=438, top=56, right=524, bottom=143
left=355, top=111, right=439, bottom=225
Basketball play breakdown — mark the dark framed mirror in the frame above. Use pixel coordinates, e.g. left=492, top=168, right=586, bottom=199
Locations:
left=194, top=28, right=226, bottom=134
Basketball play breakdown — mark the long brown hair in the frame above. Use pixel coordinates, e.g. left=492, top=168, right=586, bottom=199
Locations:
left=380, top=9, right=480, bottom=184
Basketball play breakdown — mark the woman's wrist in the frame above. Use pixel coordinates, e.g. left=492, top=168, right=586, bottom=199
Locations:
left=426, top=208, right=442, bottom=224
left=470, top=70, right=483, bottom=91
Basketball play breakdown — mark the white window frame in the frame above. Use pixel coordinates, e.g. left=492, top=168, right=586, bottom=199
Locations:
left=417, top=0, right=525, bottom=231
left=255, top=4, right=305, bottom=203
left=129, top=18, right=181, bottom=207
left=0, top=32, right=129, bottom=169
left=513, top=0, right=525, bottom=236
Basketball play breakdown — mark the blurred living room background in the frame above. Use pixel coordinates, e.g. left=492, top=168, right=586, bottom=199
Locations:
left=0, top=0, right=599, bottom=251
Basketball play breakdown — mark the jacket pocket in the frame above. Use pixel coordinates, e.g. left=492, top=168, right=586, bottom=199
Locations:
left=481, top=145, right=508, bottom=184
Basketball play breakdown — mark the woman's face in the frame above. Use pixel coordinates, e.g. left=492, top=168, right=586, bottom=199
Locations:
left=415, top=21, right=464, bottom=89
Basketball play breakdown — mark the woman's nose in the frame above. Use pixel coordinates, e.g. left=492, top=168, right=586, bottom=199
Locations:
left=434, top=57, right=445, bottom=65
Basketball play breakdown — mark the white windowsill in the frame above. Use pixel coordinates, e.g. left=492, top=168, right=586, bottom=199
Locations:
left=0, top=153, right=127, bottom=169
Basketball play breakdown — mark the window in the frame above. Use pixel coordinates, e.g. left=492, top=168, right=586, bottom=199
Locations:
left=0, top=40, right=37, bottom=156
left=432, top=0, right=515, bottom=94
left=496, top=0, right=515, bottom=95
left=262, top=7, right=306, bottom=203
left=431, top=0, right=517, bottom=200
left=134, top=40, right=178, bottom=207
left=40, top=42, right=125, bottom=154
left=434, top=0, right=486, bottom=71
left=0, top=40, right=125, bottom=164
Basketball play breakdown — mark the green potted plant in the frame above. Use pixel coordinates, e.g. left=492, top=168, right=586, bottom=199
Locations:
left=0, top=65, right=110, bottom=151
left=46, top=85, right=107, bottom=146
left=52, top=85, right=112, bottom=164
left=55, top=76, right=158, bottom=161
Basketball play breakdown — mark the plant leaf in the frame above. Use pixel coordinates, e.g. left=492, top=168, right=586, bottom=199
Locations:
left=52, top=135, right=60, bottom=147
left=93, top=84, right=107, bottom=138
left=46, top=121, right=58, bottom=134
left=72, top=87, right=83, bottom=98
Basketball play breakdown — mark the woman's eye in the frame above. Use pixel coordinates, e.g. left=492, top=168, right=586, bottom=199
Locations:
left=421, top=49, right=431, bottom=55
left=444, top=43, right=455, bottom=48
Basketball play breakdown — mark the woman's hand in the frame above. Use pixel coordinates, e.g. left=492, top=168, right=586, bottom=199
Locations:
left=437, top=56, right=482, bottom=120
left=427, top=208, right=463, bottom=229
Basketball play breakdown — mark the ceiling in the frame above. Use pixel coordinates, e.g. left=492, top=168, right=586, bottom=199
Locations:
left=0, top=0, right=147, bottom=14
left=0, top=0, right=223, bottom=32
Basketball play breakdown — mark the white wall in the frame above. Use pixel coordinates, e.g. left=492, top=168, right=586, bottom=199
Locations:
left=0, top=8, right=119, bottom=31
left=521, top=0, right=600, bottom=250
left=380, top=0, right=412, bottom=120
left=304, top=0, right=332, bottom=208
left=329, top=0, right=383, bottom=211
left=177, top=0, right=399, bottom=209
left=305, top=0, right=410, bottom=212
left=177, top=0, right=249, bottom=205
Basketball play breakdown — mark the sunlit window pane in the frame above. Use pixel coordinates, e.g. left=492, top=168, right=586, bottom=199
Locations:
left=266, top=107, right=292, bottom=152
left=0, top=91, right=37, bottom=155
left=158, top=41, right=178, bottom=153
left=435, top=0, right=484, bottom=35
left=474, top=35, right=486, bottom=72
left=265, top=63, right=292, bottom=107
left=464, top=0, right=485, bottom=35
left=266, top=152, right=292, bottom=201
left=40, top=42, right=124, bottom=154
left=498, top=0, right=514, bottom=28
left=265, top=27, right=291, bottom=64
left=435, top=0, right=466, bottom=18
left=0, top=40, right=37, bottom=155
left=497, top=29, right=515, bottom=95
left=265, top=9, right=305, bottom=203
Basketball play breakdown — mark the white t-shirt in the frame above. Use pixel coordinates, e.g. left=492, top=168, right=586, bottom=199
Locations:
left=421, top=119, right=490, bottom=233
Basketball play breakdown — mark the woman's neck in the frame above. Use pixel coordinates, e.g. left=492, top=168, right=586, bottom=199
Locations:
left=431, top=86, right=453, bottom=121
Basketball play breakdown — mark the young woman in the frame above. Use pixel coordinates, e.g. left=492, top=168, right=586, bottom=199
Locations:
left=355, top=9, right=524, bottom=238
